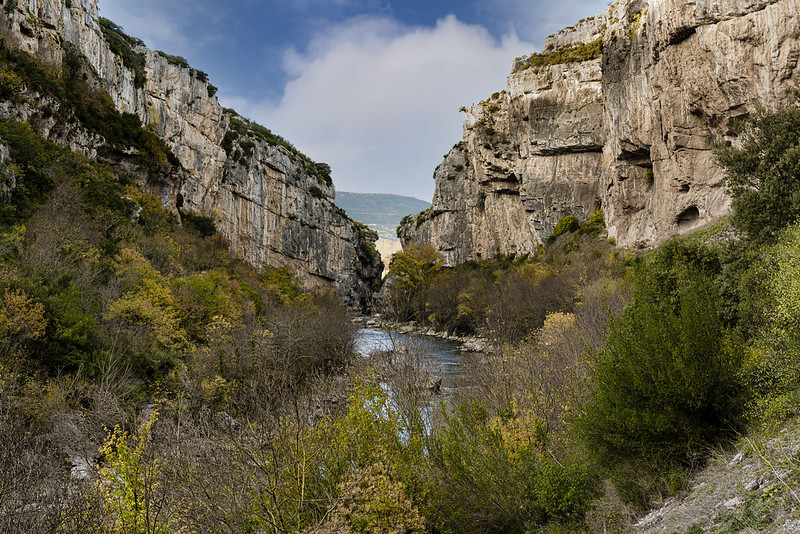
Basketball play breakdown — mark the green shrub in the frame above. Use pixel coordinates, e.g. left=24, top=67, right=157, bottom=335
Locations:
left=741, top=222, right=800, bottom=426
left=514, top=37, right=603, bottom=73
left=315, top=162, right=333, bottom=186
left=173, top=270, right=243, bottom=342
left=578, top=209, right=605, bottom=237
left=155, top=51, right=189, bottom=69
left=98, top=18, right=146, bottom=88
left=0, top=121, right=58, bottom=224
left=715, top=104, right=800, bottom=242
left=425, top=401, right=598, bottom=532
left=548, top=215, right=579, bottom=244
left=577, top=250, right=745, bottom=505
left=180, top=210, right=216, bottom=237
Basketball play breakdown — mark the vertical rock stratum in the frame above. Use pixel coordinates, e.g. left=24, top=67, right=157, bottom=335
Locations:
left=400, top=0, right=800, bottom=263
left=0, top=0, right=382, bottom=308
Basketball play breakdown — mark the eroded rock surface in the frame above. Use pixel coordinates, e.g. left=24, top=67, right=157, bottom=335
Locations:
left=401, top=0, right=800, bottom=262
left=0, top=0, right=381, bottom=307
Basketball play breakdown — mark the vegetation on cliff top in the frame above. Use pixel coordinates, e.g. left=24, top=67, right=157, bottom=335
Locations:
left=221, top=110, right=334, bottom=187
left=99, top=18, right=146, bottom=88
left=513, top=36, right=603, bottom=73
left=0, top=36, right=179, bottom=182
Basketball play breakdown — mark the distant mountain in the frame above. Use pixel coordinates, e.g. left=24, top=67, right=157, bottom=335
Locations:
left=336, top=192, right=430, bottom=240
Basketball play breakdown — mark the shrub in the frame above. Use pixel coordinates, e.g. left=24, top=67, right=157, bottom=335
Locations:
left=715, top=104, right=800, bottom=242
left=548, top=214, right=579, bottom=244
left=179, top=210, right=216, bottom=237
left=315, top=162, right=333, bottom=186
left=173, top=270, right=244, bottom=342
left=315, top=463, right=425, bottom=534
left=742, top=222, right=800, bottom=426
left=266, top=291, right=355, bottom=377
left=98, top=410, right=175, bottom=533
left=0, top=287, right=47, bottom=363
left=425, top=401, right=599, bottom=532
left=106, top=247, right=188, bottom=353
left=578, top=208, right=605, bottom=237
left=514, top=36, right=603, bottom=73
left=577, top=252, right=745, bottom=506
left=98, top=18, right=146, bottom=88
left=155, top=51, right=189, bottom=69
left=0, top=120, right=58, bottom=224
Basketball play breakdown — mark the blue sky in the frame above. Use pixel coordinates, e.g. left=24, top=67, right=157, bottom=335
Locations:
left=98, top=0, right=609, bottom=200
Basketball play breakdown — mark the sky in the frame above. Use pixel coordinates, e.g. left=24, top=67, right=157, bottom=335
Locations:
left=97, top=0, right=609, bottom=201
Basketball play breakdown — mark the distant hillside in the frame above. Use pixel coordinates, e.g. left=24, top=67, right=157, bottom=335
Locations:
left=336, top=192, right=430, bottom=240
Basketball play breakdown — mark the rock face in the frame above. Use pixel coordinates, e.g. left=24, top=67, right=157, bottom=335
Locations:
left=0, top=0, right=382, bottom=307
left=401, top=0, right=800, bottom=263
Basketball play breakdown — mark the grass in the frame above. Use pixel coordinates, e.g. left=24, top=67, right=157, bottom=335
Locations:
left=514, top=36, right=603, bottom=73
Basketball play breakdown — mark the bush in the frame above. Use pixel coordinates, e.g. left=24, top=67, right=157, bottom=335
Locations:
left=315, top=162, right=333, bottom=186
left=315, top=463, right=425, bottom=534
left=548, top=214, right=579, bottom=244
left=577, top=250, right=745, bottom=506
left=578, top=208, right=605, bottom=237
left=514, top=36, right=603, bottom=72
left=742, top=222, right=800, bottom=426
left=715, top=104, right=800, bottom=242
left=179, top=210, right=216, bottom=237
left=425, top=401, right=598, bottom=532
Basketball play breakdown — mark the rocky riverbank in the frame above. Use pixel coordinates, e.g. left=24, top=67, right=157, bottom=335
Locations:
left=356, top=316, right=491, bottom=353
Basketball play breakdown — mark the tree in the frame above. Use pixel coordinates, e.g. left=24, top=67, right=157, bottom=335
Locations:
left=99, top=410, right=175, bottom=533
left=742, top=221, right=800, bottom=425
left=387, top=242, right=443, bottom=322
left=577, top=249, right=744, bottom=505
left=0, top=287, right=47, bottom=362
left=715, top=104, right=800, bottom=242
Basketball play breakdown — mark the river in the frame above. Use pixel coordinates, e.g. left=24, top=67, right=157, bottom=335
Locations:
left=354, top=327, right=472, bottom=397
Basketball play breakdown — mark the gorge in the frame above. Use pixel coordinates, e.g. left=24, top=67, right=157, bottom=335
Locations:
left=4, top=0, right=800, bottom=531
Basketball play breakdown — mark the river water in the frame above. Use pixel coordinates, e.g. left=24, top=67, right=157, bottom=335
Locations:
left=354, top=327, right=471, bottom=397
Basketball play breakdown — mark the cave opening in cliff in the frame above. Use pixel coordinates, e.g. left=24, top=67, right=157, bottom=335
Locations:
left=676, top=205, right=700, bottom=228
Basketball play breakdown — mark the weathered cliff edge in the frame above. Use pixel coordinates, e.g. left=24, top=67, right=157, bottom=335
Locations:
left=400, top=0, right=800, bottom=264
left=0, top=0, right=382, bottom=308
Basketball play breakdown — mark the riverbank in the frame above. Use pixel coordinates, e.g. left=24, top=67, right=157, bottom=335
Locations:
left=354, top=315, right=491, bottom=353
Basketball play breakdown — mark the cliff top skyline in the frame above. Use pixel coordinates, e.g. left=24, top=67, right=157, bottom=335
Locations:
left=97, top=0, right=608, bottom=200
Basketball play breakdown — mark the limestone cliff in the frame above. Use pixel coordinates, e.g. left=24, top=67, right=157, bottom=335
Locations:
left=0, top=0, right=381, bottom=307
left=401, top=0, right=800, bottom=262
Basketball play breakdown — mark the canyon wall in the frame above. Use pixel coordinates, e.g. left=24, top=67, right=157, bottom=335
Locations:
left=0, top=0, right=381, bottom=307
left=400, top=0, right=800, bottom=263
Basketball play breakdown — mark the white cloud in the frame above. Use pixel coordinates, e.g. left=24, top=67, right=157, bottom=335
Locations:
left=476, top=0, right=611, bottom=43
left=231, top=15, right=534, bottom=200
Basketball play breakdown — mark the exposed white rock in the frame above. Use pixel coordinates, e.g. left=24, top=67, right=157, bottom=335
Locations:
left=0, top=0, right=382, bottom=306
left=402, top=0, right=800, bottom=261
